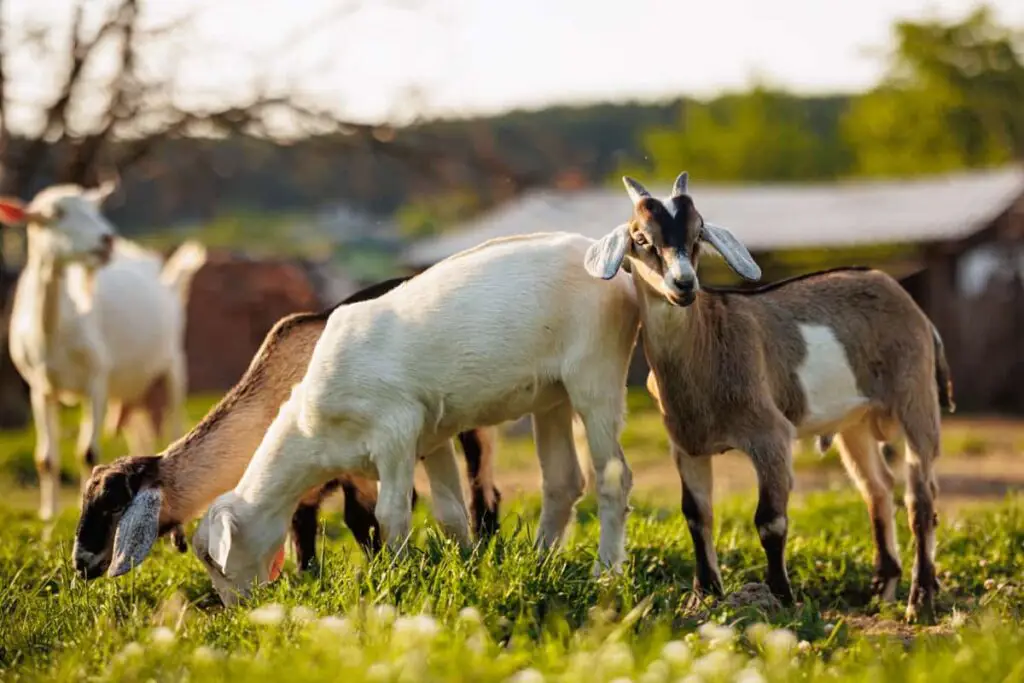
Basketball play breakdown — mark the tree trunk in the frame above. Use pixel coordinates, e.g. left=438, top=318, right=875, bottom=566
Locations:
left=0, top=168, right=31, bottom=429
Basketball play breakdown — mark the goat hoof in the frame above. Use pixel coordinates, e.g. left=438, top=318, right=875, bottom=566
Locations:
left=905, top=584, right=936, bottom=625
left=684, top=588, right=719, bottom=612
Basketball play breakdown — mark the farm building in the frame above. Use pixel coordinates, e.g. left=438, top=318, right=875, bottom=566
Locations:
left=180, top=250, right=359, bottom=392
left=0, top=249, right=361, bottom=428
left=403, top=166, right=1024, bottom=414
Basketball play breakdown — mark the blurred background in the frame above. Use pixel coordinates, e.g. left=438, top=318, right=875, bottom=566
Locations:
left=0, top=0, right=1022, bottom=433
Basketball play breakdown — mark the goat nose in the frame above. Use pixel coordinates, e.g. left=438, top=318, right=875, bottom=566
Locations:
left=673, top=278, right=695, bottom=294
left=74, top=555, right=102, bottom=579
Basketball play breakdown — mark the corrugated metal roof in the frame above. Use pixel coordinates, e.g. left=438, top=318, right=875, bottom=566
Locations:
left=402, top=166, right=1024, bottom=266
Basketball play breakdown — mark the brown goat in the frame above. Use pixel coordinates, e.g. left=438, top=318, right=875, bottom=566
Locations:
left=585, top=171, right=953, bottom=624
left=73, top=276, right=501, bottom=580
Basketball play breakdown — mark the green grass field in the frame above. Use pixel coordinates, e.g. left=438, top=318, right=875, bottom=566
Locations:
left=1, top=392, right=1023, bottom=681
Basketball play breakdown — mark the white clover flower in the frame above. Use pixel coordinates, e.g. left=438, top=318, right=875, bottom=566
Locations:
left=249, top=603, right=286, bottom=626
left=823, top=623, right=835, bottom=635
left=290, top=605, right=317, bottom=623
left=735, top=667, right=766, bottom=683
left=120, top=642, right=144, bottom=659
left=458, top=606, right=483, bottom=626
left=797, top=641, right=811, bottom=654
left=763, top=628, right=797, bottom=656
left=317, top=615, right=354, bottom=636
left=697, top=622, right=736, bottom=648
left=149, top=626, right=176, bottom=647
left=372, top=604, right=398, bottom=627
left=508, top=668, right=545, bottom=683
left=660, top=640, right=692, bottom=668
left=393, top=614, right=440, bottom=642
left=639, top=660, right=671, bottom=683
left=744, top=623, right=771, bottom=647
left=192, top=646, right=222, bottom=663
left=691, top=650, right=739, bottom=679
left=599, top=641, right=635, bottom=677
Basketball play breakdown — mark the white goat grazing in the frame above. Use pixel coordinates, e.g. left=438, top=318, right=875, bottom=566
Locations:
left=0, top=183, right=207, bottom=521
left=191, top=232, right=640, bottom=605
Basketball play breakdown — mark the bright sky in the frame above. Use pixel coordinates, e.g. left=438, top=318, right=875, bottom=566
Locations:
left=6, top=0, right=1024, bottom=127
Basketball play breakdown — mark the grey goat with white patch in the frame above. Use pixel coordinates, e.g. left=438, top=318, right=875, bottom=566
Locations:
left=584, top=171, right=954, bottom=623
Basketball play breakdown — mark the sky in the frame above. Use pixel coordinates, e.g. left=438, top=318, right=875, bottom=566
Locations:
left=5, top=0, right=1024, bottom=127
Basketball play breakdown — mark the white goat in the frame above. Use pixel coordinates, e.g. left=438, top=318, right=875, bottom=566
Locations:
left=190, top=232, right=640, bottom=605
left=584, top=171, right=954, bottom=623
left=0, top=183, right=207, bottom=521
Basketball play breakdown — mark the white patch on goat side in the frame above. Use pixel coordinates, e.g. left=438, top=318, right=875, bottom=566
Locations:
left=795, top=324, right=869, bottom=433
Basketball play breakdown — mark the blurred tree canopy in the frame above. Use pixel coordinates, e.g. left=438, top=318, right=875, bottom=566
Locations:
left=844, top=6, right=1024, bottom=176
left=628, top=88, right=849, bottom=182
left=627, top=5, right=1023, bottom=183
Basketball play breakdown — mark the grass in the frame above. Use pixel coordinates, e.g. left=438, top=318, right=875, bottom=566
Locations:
left=2, top=494, right=1023, bottom=681
left=1, top=389, right=1024, bottom=681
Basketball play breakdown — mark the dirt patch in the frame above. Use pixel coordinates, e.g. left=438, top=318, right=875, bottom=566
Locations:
left=825, top=612, right=954, bottom=644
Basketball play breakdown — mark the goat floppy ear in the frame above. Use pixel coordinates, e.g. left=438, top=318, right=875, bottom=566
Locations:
left=701, top=222, right=762, bottom=282
left=584, top=224, right=632, bottom=280
left=108, top=488, right=162, bottom=577
left=208, top=508, right=236, bottom=575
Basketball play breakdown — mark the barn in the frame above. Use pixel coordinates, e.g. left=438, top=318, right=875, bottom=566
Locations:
left=403, top=166, right=1024, bottom=414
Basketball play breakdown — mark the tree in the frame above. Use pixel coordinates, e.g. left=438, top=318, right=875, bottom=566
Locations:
left=0, top=0, right=537, bottom=426
left=843, top=5, right=1024, bottom=176
left=626, top=85, right=850, bottom=183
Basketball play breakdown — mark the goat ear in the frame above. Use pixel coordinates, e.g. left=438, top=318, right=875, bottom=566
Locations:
left=672, top=171, right=689, bottom=197
left=0, top=197, right=27, bottom=226
left=622, top=176, right=651, bottom=207
left=700, top=222, right=762, bottom=282
left=584, top=224, right=631, bottom=280
left=208, top=508, right=235, bottom=574
left=108, top=488, right=162, bottom=577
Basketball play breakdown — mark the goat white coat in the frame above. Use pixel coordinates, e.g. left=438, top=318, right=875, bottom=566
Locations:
left=192, top=232, right=641, bottom=605
left=2, top=184, right=206, bottom=520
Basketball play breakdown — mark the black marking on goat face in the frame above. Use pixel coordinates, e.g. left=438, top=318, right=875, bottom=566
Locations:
left=631, top=195, right=704, bottom=305
left=74, top=456, right=160, bottom=579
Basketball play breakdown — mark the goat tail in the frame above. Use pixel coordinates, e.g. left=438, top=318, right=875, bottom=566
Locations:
left=931, top=323, right=955, bottom=414
left=160, top=240, right=208, bottom=307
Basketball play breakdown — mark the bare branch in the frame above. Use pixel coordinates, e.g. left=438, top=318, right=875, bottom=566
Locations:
left=61, top=0, right=140, bottom=184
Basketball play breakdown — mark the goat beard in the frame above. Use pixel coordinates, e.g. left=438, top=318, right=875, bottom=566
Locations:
left=269, top=545, right=285, bottom=582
